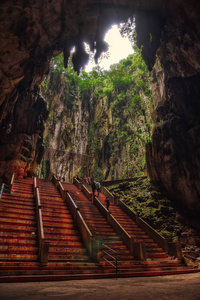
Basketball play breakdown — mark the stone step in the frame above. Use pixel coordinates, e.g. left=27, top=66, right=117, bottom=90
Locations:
left=42, top=217, right=74, bottom=224
left=0, top=268, right=103, bottom=276
left=0, top=253, right=38, bottom=260
left=0, top=206, right=36, bottom=215
left=2, top=193, right=34, bottom=200
left=0, top=199, right=35, bottom=208
left=0, top=224, right=37, bottom=232
left=48, top=254, right=90, bottom=261
left=0, top=261, right=98, bottom=268
left=0, top=218, right=36, bottom=226
left=48, top=248, right=87, bottom=255
left=0, top=239, right=37, bottom=246
left=44, top=229, right=77, bottom=236
left=45, top=235, right=80, bottom=241
left=0, top=232, right=37, bottom=239
left=48, top=241, right=83, bottom=248
left=41, top=204, right=69, bottom=211
left=43, top=222, right=75, bottom=230
left=0, top=211, right=36, bottom=221
left=0, top=245, right=38, bottom=253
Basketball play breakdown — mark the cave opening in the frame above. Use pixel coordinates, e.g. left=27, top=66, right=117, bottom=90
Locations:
left=36, top=17, right=154, bottom=184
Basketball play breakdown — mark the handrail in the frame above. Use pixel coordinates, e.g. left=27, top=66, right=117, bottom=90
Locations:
left=66, top=190, right=98, bottom=260
left=52, top=175, right=100, bottom=262
left=52, top=174, right=59, bottom=187
left=73, top=177, right=82, bottom=190
left=102, top=189, right=184, bottom=259
left=137, top=216, right=168, bottom=252
left=101, top=186, right=114, bottom=202
left=0, top=183, right=5, bottom=201
left=102, top=243, right=118, bottom=278
left=72, top=179, right=146, bottom=260
left=103, top=188, right=168, bottom=251
left=66, top=192, right=100, bottom=261
left=8, top=173, right=15, bottom=193
left=34, top=177, right=49, bottom=263
left=81, top=184, right=93, bottom=201
left=93, top=196, right=109, bottom=219
left=93, top=195, right=146, bottom=260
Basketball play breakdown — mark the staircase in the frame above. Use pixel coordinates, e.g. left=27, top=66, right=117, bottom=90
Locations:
left=62, top=183, right=136, bottom=274
left=36, top=178, right=102, bottom=276
left=0, top=178, right=39, bottom=276
left=97, top=192, right=168, bottom=260
left=64, top=182, right=199, bottom=277
left=0, top=177, right=199, bottom=282
left=0, top=178, right=102, bottom=281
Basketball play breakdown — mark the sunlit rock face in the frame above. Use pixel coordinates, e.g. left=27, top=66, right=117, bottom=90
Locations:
left=0, top=0, right=200, bottom=214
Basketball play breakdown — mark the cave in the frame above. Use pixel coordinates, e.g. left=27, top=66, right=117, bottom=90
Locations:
left=0, top=0, right=200, bottom=216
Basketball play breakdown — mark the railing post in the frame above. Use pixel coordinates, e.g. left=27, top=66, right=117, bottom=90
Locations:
left=33, top=177, right=37, bottom=197
left=131, top=240, right=146, bottom=260
left=8, top=173, right=15, bottom=193
left=107, top=211, right=112, bottom=223
left=40, top=240, right=50, bottom=264
left=168, top=241, right=183, bottom=261
left=0, top=183, right=5, bottom=201
left=135, top=215, right=139, bottom=225
left=52, top=174, right=58, bottom=185
left=92, top=238, right=101, bottom=262
left=35, top=183, right=49, bottom=264
left=114, top=196, right=119, bottom=206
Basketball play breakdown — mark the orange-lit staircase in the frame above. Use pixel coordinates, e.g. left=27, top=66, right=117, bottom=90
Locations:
left=62, top=183, right=136, bottom=273
left=0, top=177, right=199, bottom=282
left=97, top=192, right=168, bottom=260
left=64, top=182, right=199, bottom=277
left=36, top=178, right=102, bottom=276
left=0, top=178, right=39, bottom=277
left=0, top=178, right=102, bottom=281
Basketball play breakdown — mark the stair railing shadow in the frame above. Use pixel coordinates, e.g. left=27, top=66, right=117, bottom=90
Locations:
left=33, top=177, right=49, bottom=264
left=101, top=243, right=118, bottom=279
left=52, top=175, right=101, bottom=263
left=102, top=185, right=183, bottom=261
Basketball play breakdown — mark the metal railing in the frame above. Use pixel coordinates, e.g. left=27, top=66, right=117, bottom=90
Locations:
left=34, top=177, right=49, bottom=263
left=52, top=175, right=100, bottom=262
left=72, top=180, right=146, bottom=260
left=8, top=173, right=15, bottom=193
left=103, top=186, right=169, bottom=252
left=102, top=243, right=118, bottom=278
left=0, top=183, right=5, bottom=201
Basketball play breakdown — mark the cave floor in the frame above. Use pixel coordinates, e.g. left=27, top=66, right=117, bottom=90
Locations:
left=0, top=273, right=200, bottom=300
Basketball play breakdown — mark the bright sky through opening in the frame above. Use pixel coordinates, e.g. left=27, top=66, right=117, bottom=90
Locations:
left=85, top=25, right=133, bottom=72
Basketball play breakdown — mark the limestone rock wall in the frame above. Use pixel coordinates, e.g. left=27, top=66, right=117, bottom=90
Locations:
left=146, top=6, right=200, bottom=213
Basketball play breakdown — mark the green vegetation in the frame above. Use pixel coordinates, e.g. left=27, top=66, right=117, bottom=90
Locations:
left=108, top=177, right=199, bottom=243
left=40, top=45, right=152, bottom=180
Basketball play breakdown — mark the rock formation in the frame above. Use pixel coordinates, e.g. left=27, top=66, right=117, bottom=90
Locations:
left=0, top=0, right=200, bottom=214
left=40, top=53, right=151, bottom=182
